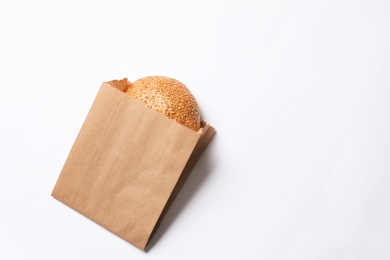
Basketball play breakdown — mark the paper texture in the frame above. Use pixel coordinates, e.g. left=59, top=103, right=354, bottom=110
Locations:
left=52, top=83, right=215, bottom=250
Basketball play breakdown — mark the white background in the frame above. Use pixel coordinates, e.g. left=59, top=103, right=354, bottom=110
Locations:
left=1, top=0, right=390, bottom=259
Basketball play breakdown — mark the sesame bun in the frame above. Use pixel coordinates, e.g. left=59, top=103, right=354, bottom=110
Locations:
left=108, top=76, right=201, bottom=131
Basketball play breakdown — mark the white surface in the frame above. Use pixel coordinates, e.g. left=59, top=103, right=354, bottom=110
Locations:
left=1, top=0, right=390, bottom=259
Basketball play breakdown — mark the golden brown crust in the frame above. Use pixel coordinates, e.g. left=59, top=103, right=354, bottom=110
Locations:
left=126, top=76, right=201, bottom=132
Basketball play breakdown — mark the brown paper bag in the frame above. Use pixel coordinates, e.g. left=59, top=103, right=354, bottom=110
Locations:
left=52, top=82, right=215, bottom=250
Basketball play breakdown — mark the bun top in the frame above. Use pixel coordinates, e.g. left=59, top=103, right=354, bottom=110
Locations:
left=108, top=76, right=201, bottom=131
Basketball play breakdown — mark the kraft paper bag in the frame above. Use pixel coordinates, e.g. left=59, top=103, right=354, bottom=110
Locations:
left=51, top=82, right=215, bottom=250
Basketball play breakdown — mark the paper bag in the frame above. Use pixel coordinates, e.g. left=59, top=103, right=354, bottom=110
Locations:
left=52, top=82, right=215, bottom=250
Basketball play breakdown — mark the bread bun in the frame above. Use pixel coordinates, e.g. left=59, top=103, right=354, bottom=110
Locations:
left=125, top=76, right=201, bottom=132
left=108, top=76, right=201, bottom=131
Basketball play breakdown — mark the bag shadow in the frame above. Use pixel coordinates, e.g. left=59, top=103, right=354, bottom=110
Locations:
left=145, top=132, right=216, bottom=251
